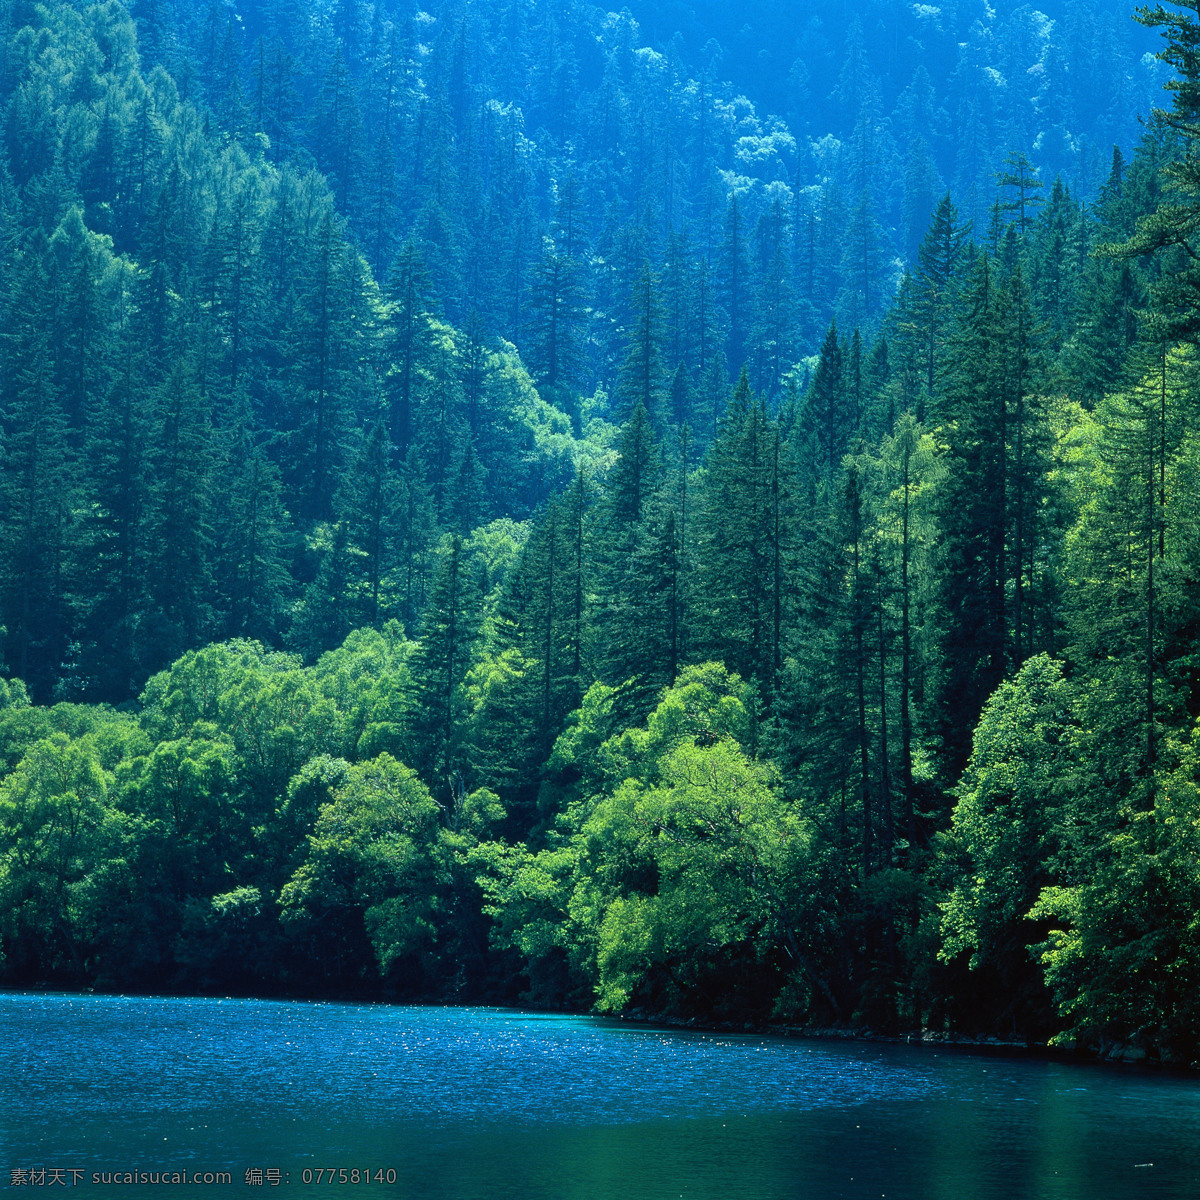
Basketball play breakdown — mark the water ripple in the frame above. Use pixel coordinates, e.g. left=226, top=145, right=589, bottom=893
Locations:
left=4, top=994, right=938, bottom=1128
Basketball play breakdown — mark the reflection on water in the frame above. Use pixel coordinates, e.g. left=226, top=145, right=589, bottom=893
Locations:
left=3, top=994, right=1199, bottom=1199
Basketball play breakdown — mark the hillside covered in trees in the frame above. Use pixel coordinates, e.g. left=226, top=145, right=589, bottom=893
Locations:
left=3, top=0, right=1200, bottom=1062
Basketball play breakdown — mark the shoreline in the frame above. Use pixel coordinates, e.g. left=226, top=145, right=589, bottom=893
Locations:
left=611, top=1007, right=1199, bottom=1073
left=9, top=983, right=1192, bottom=1072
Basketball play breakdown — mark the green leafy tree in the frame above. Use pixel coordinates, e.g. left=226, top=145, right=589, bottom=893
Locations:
left=938, top=655, right=1073, bottom=1035
left=280, top=753, right=440, bottom=987
left=477, top=665, right=841, bottom=1020
left=0, top=734, right=118, bottom=981
left=1031, top=725, right=1200, bottom=1060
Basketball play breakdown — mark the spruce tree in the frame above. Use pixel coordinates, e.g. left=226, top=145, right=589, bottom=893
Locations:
left=591, top=403, right=669, bottom=718
left=692, top=369, right=788, bottom=691
left=0, top=236, right=76, bottom=698
left=340, top=418, right=400, bottom=629
left=805, top=321, right=847, bottom=480
left=385, top=239, right=435, bottom=456
left=210, top=400, right=290, bottom=644
left=914, top=194, right=971, bottom=417
left=76, top=367, right=153, bottom=701
left=143, top=361, right=216, bottom=673
left=615, top=262, right=668, bottom=428
left=412, top=534, right=482, bottom=794
left=720, top=192, right=750, bottom=372
left=995, top=151, right=1045, bottom=239
left=933, top=253, right=1047, bottom=778
left=1103, top=1, right=1200, bottom=340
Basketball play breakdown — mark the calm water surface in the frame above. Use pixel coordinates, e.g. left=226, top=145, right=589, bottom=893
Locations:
left=2, top=993, right=1198, bottom=1199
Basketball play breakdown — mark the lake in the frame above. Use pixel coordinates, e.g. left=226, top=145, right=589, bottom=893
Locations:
left=3, top=993, right=1198, bottom=1199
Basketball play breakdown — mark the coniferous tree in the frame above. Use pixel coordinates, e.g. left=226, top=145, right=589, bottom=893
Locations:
left=557, top=466, right=590, bottom=709
left=1064, top=346, right=1195, bottom=787
left=668, top=363, right=695, bottom=433
left=0, top=234, right=76, bottom=698
left=933, top=252, right=1047, bottom=779
left=284, top=214, right=358, bottom=521
left=47, top=206, right=113, bottom=430
left=395, top=448, right=436, bottom=633
left=412, top=534, right=482, bottom=795
left=1102, top=3, right=1200, bottom=341
left=996, top=150, right=1045, bottom=239
left=591, top=402, right=666, bottom=717
left=310, top=51, right=364, bottom=216
left=661, top=226, right=694, bottom=372
left=136, top=163, right=195, bottom=372
left=693, top=369, right=788, bottom=691
left=1028, top=179, right=1079, bottom=354
left=914, top=194, right=971, bottom=418
left=615, top=261, right=667, bottom=427
left=934, top=253, right=1008, bottom=779
left=837, top=187, right=888, bottom=332
left=750, top=198, right=801, bottom=403
left=143, top=361, right=216, bottom=672
left=805, top=321, right=848, bottom=481
left=875, top=414, right=943, bottom=848
left=720, top=192, right=750, bottom=372
left=211, top=402, right=291, bottom=644
left=528, top=238, right=587, bottom=396
left=385, top=239, right=435, bottom=457
left=76, top=364, right=153, bottom=700
left=1065, top=260, right=1141, bottom=405
left=205, top=179, right=267, bottom=399
left=341, top=418, right=400, bottom=629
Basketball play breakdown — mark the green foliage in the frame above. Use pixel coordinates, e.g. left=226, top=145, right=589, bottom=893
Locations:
left=1030, top=734, right=1200, bottom=1059
left=0, top=0, right=1198, bottom=1054
left=475, top=664, right=842, bottom=1018
left=932, top=250, right=1050, bottom=778
left=936, top=655, right=1073, bottom=1033
left=0, top=733, right=120, bottom=981
left=588, top=739, right=816, bottom=1016
left=311, top=624, right=416, bottom=762
left=281, top=753, right=440, bottom=981
left=140, top=642, right=342, bottom=811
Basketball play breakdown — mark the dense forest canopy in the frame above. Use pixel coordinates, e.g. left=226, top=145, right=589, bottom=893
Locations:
left=3, top=0, right=1200, bottom=1063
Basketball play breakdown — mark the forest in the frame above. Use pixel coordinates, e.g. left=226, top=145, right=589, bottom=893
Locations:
left=1, top=0, right=1199, bottom=1062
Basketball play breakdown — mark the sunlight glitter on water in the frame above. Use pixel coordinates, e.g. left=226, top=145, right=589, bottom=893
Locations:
left=5, top=994, right=1200, bottom=1200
